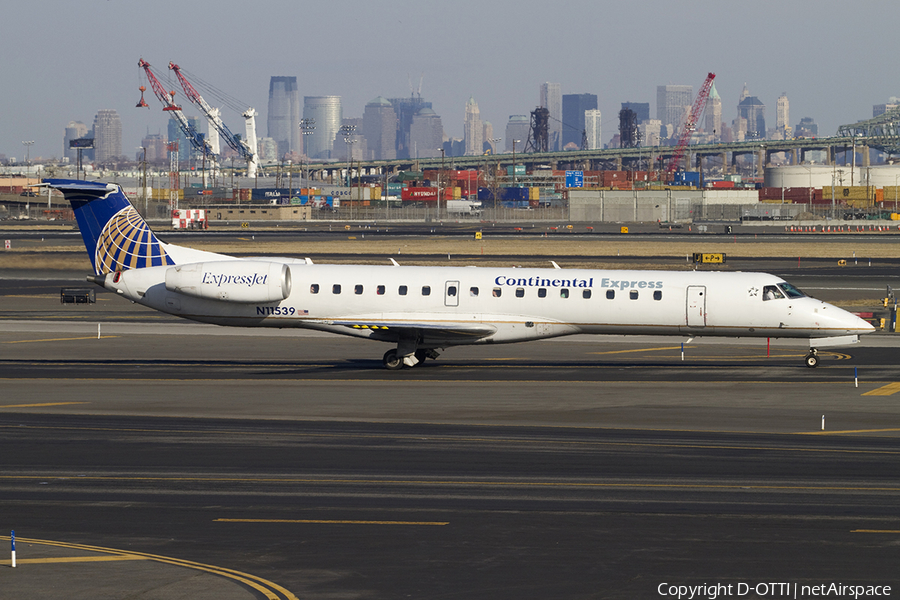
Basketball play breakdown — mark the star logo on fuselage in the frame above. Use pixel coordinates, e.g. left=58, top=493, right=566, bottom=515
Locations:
left=748, top=287, right=759, bottom=297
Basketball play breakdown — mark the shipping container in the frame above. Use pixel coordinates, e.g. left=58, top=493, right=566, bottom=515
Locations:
left=401, top=187, right=438, bottom=202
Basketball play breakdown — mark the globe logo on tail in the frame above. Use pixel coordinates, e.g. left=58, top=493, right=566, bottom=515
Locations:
left=94, top=206, right=172, bottom=274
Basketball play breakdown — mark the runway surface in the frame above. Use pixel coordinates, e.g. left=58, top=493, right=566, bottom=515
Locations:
left=2, top=266, right=900, bottom=598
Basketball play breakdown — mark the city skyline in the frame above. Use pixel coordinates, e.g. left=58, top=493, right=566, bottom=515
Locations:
left=2, top=0, right=897, bottom=162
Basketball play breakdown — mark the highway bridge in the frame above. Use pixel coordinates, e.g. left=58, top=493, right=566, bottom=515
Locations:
left=302, top=134, right=892, bottom=182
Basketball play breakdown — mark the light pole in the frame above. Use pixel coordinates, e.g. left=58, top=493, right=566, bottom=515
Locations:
left=512, top=139, right=521, bottom=186
left=339, top=124, right=357, bottom=219
left=22, top=141, right=34, bottom=167
left=299, top=118, right=315, bottom=191
left=894, top=173, right=899, bottom=213
left=138, top=146, right=147, bottom=216
left=484, top=138, right=501, bottom=202
left=439, top=147, right=445, bottom=220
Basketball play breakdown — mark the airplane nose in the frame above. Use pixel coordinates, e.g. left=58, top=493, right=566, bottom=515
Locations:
left=845, top=311, right=876, bottom=334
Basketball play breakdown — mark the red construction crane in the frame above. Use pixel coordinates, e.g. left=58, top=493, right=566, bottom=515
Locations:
left=666, top=72, right=716, bottom=173
left=137, top=58, right=213, bottom=157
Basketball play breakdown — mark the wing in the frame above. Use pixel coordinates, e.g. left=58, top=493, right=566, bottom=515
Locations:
left=324, top=318, right=497, bottom=345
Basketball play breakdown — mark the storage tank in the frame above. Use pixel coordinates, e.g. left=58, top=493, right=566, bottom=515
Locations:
left=861, top=165, right=900, bottom=187
left=764, top=165, right=861, bottom=188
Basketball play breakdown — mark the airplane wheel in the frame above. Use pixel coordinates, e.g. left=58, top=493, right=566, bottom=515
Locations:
left=414, top=349, right=429, bottom=364
left=383, top=349, right=403, bottom=370
left=804, top=353, right=819, bottom=368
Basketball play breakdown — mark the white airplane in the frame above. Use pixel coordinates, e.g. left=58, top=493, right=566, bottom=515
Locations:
left=46, top=179, right=874, bottom=369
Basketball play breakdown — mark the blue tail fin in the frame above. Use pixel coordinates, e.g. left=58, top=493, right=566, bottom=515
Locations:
left=45, top=179, right=174, bottom=275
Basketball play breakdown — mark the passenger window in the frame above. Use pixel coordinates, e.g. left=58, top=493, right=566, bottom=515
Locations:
left=355, top=284, right=364, bottom=295
left=630, top=290, right=639, bottom=300
left=377, top=285, right=385, bottom=295
left=470, top=287, right=479, bottom=297
left=538, top=288, right=547, bottom=298
left=763, top=285, right=785, bottom=301
left=332, top=284, right=341, bottom=294
left=653, top=290, right=662, bottom=301
left=492, top=287, right=502, bottom=297
left=560, top=288, right=569, bottom=298
left=447, top=286, right=457, bottom=297
left=606, top=290, right=615, bottom=300
left=583, top=290, right=591, bottom=299
left=422, top=286, right=431, bottom=296
left=399, top=285, right=407, bottom=296
left=310, top=284, right=319, bottom=294
left=515, top=288, right=525, bottom=298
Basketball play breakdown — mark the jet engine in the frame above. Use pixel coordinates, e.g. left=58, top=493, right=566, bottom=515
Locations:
left=165, top=261, right=291, bottom=303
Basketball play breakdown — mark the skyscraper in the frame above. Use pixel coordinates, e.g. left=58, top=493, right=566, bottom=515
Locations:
left=705, top=82, right=722, bottom=141
left=561, top=94, right=598, bottom=149
left=388, top=96, right=432, bottom=159
left=482, top=121, right=495, bottom=154
left=505, top=116, right=529, bottom=153
left=540, top=82, right=562, bottom=151
left=409, top=108, right=444, bottom=159
left=776, top=93, right=790, bottom=137
left=874, top=98, right=900, bottom=117
left=92, top=109, right=122, bottom=164
left=795, top=117, right=818, bottom=138
left=464, top=97, right=483, bottom=156
left=738, top=93, right=766, bottom=140
left=621, top=102, right=650, bottom=124
left=168, top=115, right=202, bottom=167
left=362, top=97, right=397, bottom=161
left=256, top=137, right=278, bottom=162
left=640, top=119, right=662, bottom=147
left=140, top=133, right=167, bottom=163
left=584, top=110, right=602, bottom=150
left=656, top=85, right=693, bottom=139
left=267, top=76, right=301, bottom=158
left=333, top=118, right=366, bottom=161
left=63, top=121, right=89, bottom=163
left=303, top=96, right=342, bottom=160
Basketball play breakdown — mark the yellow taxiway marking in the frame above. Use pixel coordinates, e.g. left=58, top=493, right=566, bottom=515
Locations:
left=589, top=347, right=847, bottom=360
left=862, top=382, right=900, bottom=396
left=0, top=402, right=89, bottom=409
left=1, top=555, right=146, bottom=565
left=590, top=346, right=683, bottom=355
left=2, top=336, right=118, bottom=344
left=0, top=537, right=297, bottom=600
left=215, top=518, right=448, bottom=526
left=852, top=529, right=900, bottom=534
left=801, top=428, right=900, bottom=435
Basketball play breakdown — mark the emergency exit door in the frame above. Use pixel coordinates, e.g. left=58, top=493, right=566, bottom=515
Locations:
left=445, top=280, right=460, bottom=307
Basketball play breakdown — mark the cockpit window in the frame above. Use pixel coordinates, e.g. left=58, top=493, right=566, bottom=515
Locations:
left=778, top=282, right=806, bottom=299
left=763, top=285, right=785, bottom=301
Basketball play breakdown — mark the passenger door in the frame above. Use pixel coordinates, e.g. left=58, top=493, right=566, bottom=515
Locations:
left=686, top=286, right=706, bottom=327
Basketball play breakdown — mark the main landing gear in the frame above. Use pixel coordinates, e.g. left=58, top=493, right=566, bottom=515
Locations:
left=382, top=348, right=441, bottom=370
left=804, top=348, right=819, bottom=368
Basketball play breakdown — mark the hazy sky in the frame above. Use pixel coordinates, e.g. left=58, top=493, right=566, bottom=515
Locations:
left=2, top=0, right=896, bottom=161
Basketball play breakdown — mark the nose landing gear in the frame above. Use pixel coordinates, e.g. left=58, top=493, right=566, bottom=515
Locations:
left=804, top=348, right=819, bottom=368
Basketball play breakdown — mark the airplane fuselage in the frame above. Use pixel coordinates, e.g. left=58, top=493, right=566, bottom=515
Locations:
left=104, top=262, right=870, bottom=345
